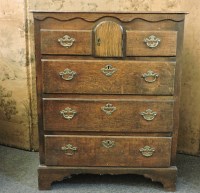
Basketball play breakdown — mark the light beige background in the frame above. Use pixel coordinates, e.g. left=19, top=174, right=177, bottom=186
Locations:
left=0, top=0, right=31, bottom=149
left=0, top=0, right=199, bottom=155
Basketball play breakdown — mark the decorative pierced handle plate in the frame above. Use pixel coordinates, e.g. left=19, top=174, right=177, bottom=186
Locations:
left=59, top=68, right=76, bottom=81
left=140, top=109, right=157, bottom=121
left=142, top=70, right=159, bottom=83
left=61, top=144, right=77, bottom=156
left=60, top=107, right=77, bottom=120
left=58, top=35, right=75, bottom=48
left=101, top=103, right=116, bottom=115
left=102, top=140, right=115, bottom=148
left=144, top=35, right=161, bottom=48
left=101, top=65, right=117, bottom=77
left=140, top=146, right=155, bottom=157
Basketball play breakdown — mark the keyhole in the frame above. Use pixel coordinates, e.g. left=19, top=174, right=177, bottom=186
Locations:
left=97, top=38, right=101, bottom=46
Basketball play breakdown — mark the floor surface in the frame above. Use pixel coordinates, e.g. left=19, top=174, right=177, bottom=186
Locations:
left=0, top=145, right=200, bottom=193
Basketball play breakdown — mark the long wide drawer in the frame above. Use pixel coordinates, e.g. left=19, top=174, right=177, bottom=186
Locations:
left=42, top=60, right=175, bottom=95
left=45, top=135, right=172, bottom=167
left=43, top=97, right=174, bottom=132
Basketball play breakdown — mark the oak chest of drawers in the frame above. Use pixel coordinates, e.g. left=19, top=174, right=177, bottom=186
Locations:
left=33, top=11, right=186, bottom=191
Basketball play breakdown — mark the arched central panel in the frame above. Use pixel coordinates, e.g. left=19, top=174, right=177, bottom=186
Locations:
left=94, top=20, right=124, bottom=57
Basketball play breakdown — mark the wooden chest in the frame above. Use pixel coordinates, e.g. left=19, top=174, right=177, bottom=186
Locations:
left=33, top=11, right=186, bottom=191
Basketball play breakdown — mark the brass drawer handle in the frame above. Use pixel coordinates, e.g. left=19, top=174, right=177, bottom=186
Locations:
left=101, top=65, right=117, bottom=77
left=144, top=35, right=161, bottom=48
left=140, top=146, right=155, bottom=157
left=59, top=68, right=76, bottom=81
left=140, top=109, right=157, bottom=121
left=60, top=107, right=77, bottom=120
left=102, top=140, right=115, bottom=148
left=101, top=103, right=116, bottom=115
left=142, top=70, right=159, bottom=83
left=58, top=35, right=75, bottom=48
left=61, top=144, right=77, bottom=156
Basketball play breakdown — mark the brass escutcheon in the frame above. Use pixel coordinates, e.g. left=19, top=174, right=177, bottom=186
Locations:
left=58, top=35, right=75, bottom=48
left=59, top=68, right=76, bottom=81
left=61, top=144, right=77, bottom=156
left=102, top=140, right=115, bottom=148
left=140, top=109, right=157, bottom=121
left=139, top=146, right=155, bottom=157
left=60, top=107, right=77, bottom=120
left=101, top=64, right=117, bottom=77
left=101, top=103, right=116, bottom=115
left=142, top=70, right=159, bottom=83
left=144, top=35, right=161, bottom=48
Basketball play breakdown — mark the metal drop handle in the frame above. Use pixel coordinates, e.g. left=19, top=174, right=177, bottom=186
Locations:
left=61, top=144, right=77, bottom=156
left=59, top=68, right=76, bottom=81
left=139, top=146, right=155, bottom=157
left=140, top=109, right=157, bottom=121
left=144, top=35, right=161, bottom=48
left=142, top=70, right=159, bottom=83
left=60, top=107, right=77, bottom=120
left=58, top=35, right=75, bottom=48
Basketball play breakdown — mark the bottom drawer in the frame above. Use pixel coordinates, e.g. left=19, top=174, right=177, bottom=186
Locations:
left=45, top=135, right=171, bottom=167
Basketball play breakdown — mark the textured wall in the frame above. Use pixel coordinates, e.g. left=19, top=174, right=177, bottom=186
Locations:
left=1, top=0, right=199, bottom=155
left=0, top=0, right=31, bottom=149
left=178, top=1, right=200, bottom=155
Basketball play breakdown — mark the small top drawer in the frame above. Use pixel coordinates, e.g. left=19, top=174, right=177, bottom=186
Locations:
left=40, top=30, right=92, bottom=55
left=126, top=31, right=177, bottom=56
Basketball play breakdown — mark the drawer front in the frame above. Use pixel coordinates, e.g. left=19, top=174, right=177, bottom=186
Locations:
left=126, top=31, right=177, bottom=56
left=43, top=98, right=174, bottom=132
left=45, top=135, right=171, bottom=167
left=42, top=60, right=175, bottom=95
left=40, top=30, right=92, bottom=55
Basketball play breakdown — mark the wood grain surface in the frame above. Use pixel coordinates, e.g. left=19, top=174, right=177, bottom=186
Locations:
left=44, top=135, right=172, bottom=167
left=33, top=11, right=186, bottom=191
left=43, top=97, right=174, bottom=132
left=94, top=20, right=123, bottom=57
left=42, top=60, right=175, bottom=95
left=40, top=30, right=92, bottom=55
left=126, top=31, right=177, bottom=56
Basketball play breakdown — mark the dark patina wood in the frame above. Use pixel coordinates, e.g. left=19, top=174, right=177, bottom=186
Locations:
left=33, top=11, right=186, bottom=191
left=126, top=31, right=177, bottom=56
left=43, top=97, right=174, bottom=132
left=40, top=30, right=92, bottom=55
left=44, top=135, right=172, bottom=167
left=42, top=60, right=175, bottom=95
left=38, top=166, right=177, bottom=191
left=94, top=20, right=124, bottom=57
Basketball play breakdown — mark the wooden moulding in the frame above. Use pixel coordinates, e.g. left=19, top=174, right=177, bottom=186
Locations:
left=38, top=166, right=177, bottom=192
